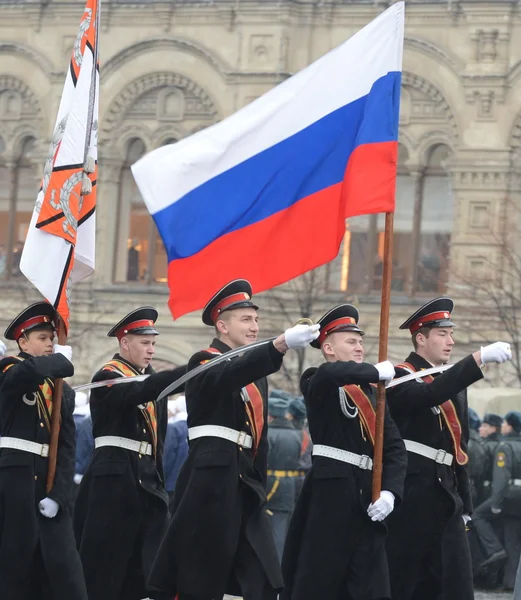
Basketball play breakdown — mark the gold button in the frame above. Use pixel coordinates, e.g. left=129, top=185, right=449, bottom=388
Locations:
left=239, top=447, right=243, bottom=452
left=138, top=454, right=142, bottom=459
left=239, top=474, right=243, bottom=479
left=143, top=429, right=146, bottom=434
left=34, top=475, right=38, bottom=480
left=139, top=479, right=142, bottom=484
left=245, top=421, right=249, bottom=426
left=40, top=422, right=44, bottom=428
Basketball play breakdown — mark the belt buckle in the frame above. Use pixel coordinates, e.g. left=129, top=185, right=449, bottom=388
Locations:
left=41, top=444, right=49, bottom=458
left=359, top=455, right=371, bottom=470
left=139, top=441, right=149, bottom=455
left=237, top=431, right=248, bottom=447
left=436, top=449, right=448, bottom=464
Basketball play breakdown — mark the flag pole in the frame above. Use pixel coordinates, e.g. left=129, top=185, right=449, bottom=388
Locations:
left=372, top=211, right=394, bottom=502
left=46, top=315, right=67, bottom=493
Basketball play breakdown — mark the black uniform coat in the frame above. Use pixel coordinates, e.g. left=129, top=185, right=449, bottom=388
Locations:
left=281, top=361, right=407, bottom=600
left=385, top=352, right=483, bottom=600
left=74, top=354, right=186, bottom=600
left=0, top=352, right=87, bottom=600
left=148, top=338, right=285, bottom=599
left=266, top=418, right=301, bottom=512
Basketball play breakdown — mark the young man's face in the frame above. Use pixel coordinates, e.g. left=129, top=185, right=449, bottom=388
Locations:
left=322, top=331, right=364, bottom=363
left=416, top=327, right=455, bottom=365
left=479, top=423, right=497, bottom=439
left=501, top=420, right=513, bottom=436
left=18, top=327, right=55, bottom=357
left=120, top=334, right=156, bottom=369
left=216, top=308, right=259, bottom=349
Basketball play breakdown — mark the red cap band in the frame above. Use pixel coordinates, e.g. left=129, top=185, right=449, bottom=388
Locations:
left=319, top=317, right=357, bottom=346
left=13, top=315, right=54, bottom=341
left=211, top=292, right=252, bottom=324
left=409, top=311, right=452, bottom=334
left=115, top=319, right=155, bottom=340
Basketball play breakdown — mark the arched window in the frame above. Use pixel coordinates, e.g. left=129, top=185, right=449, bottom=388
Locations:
left=113, top=137, right=171, bottom=284
left=327, top=142, right=453, bottom=297
left=0, top=135, right=38, bottom=280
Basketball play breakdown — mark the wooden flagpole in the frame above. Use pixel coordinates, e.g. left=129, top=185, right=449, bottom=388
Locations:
left=46, top=315, right=67, bottom=493
left=372, top=211, right=394, bottom=502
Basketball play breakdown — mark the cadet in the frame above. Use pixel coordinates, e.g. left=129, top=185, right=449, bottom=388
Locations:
left=287, top=397, right=311, bottom=499
left=0, top=302, right=88, bottom=600
left=148, top=279, right=320, bottom=600
left=265, top=395, right=301, bottom=561
left=488, top=412, right=521, bottom=590
left=385, top=297, right=512, bottom=600
left=74, top=307, right=186, bottom=600
left=281, top=304, right=407, bottom=600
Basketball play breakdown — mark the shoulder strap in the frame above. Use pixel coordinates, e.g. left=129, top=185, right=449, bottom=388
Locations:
left=103, top=359, right=140, bottom=378
left=343, top=385, right=377, bottom=446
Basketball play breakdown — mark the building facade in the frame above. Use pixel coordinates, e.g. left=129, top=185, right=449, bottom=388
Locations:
left=1, top=0, right=520, bottom=392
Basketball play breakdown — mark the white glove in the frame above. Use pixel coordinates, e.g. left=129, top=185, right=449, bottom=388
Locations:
left=367, top=490, right=395, bottom=521
left=462, top=514, right=472, bottom=526
left=73, top=474, right=83, bottom=485
left=0, top=340, right=6, bottom=357
left=39, top=497, right=59, bottom=518
left=375, top=360, right=395, bottom=382
left=53, top=344, right=72, bottom=362
left=481, top=342, right=512, bottom=364
left=491, top=507, right=502, bottom=515
left=284, top=324, right=321, bottom=349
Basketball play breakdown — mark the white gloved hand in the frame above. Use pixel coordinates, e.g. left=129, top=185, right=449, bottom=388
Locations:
left=39, top=497, right=59, bottom=519
left=481, top=342, right=512, bottom=364
left=375, top=360, right=395, bottom=382
left=491, top=507, right=502, bottom=515
left=462, top=514, right=472, bottom=526
left=0, top=340, right=6, bottom=357
left=367, top=490, right=395, bottom=521
left=53, top=344, right=72, bottom=362
left=284, top=324, right=321, bottom=349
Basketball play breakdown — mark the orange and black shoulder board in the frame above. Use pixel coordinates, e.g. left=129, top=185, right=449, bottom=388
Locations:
left=0, top=355, right=23, bottom=373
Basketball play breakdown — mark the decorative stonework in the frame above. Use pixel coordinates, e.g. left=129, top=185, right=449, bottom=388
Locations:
left=451, top=170, right=510, bottom=191
left=249, top=35, right=273, bottom=66
left=472, top=29, right=500, bottom=63
left=401, top=72, right=458, bottom=139
left=101, top=72, right=219, bottom=144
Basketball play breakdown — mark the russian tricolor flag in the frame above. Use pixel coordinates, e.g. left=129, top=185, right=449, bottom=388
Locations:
left=132, top=2, right=404, bottom=319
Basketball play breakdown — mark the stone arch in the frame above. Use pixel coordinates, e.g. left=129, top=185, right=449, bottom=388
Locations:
left=401, top=72, right=459, bottom=141
left=101, top=72, right=219, bottom=145
left=416, top=131, right=456, bottom=167
left=404, top=37, right=461, bottom=74
left=0, top=75, right=43, bottom=159
left=102, top=37, right=233, bottom=82
left=0, top=42, right=55, bottom=75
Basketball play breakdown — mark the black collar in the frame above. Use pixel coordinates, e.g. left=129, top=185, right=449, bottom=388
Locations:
left=112, top=353, right=154, bottom=375
left=404, top=351, right=434, bottom=371
left=209, top=338, right=232, bottom=354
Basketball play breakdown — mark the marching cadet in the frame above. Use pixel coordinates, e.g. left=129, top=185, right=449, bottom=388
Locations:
left=148, top=279, right=320, bottom=600
left=265, top=395, right=301, bottom=561
left=487, top=412, right=521, bottom=590
left=0, top=302, right=88, bottom=600
left=74, top=307, right=186, bottom=600
left=287, top=397, right=312, bottom=499
left=281, top=304, right=407, bottom=600
left=384, top=297, right=512, bottom=600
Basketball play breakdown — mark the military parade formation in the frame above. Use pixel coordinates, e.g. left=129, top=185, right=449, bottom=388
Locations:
left=0, top=278, right=518, bottom=600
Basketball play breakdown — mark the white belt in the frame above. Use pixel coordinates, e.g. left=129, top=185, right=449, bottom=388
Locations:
left=404, top=440, right=453, bottom=466
left=509, top=479, right=521, bottom=486
left=95, top=436, right=152, bottom=456
left=0, top=436, right=49, bottom=457
left=188, top=425, right=253, bottom=449
left=312, top=444, right=373, bottom=470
